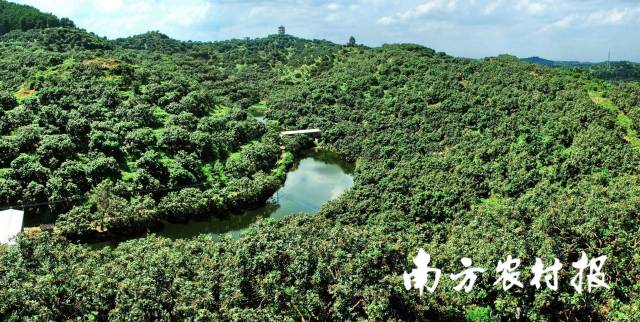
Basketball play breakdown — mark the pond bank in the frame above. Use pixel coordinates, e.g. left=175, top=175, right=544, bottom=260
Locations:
left=157, top=148, right=354, bottom=240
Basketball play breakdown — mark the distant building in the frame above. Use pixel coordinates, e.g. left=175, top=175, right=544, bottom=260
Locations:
left=278, top=25, right=285, bottom=35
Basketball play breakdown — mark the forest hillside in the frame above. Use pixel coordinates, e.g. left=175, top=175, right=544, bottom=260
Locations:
left=1, top=4, right=640, bottom=321
left=0, top=0, right=73, bottom=35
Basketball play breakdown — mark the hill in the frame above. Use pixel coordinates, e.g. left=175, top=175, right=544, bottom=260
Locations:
left=520, top=56, right=557, bottom=66
left=590, top=61, right=640, bottom=81
left=0, top=17, right=640, bottom=322
left=522, top=56, right=640, bottom=81
left=0, top=0, right=73, bottom=35
left=521, top=56, right=595, bottom=67
left=114, top=31, right=189, bottom=53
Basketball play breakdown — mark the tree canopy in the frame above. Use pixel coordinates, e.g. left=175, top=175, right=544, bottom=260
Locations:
left=0, top=0, right=73, bottom=35
left=1, top=5, right=640, bottom=320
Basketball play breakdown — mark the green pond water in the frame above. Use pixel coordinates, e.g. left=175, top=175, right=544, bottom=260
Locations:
left=157, top=148, right=354, bottom=239
left=255, top=115, right=267, bottom=124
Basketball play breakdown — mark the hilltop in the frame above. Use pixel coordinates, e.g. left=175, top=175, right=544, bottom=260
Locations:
left=521, top=55, right=595, bottom=67
left=522, top=55, right=640, bottom=81
left=0, top=0, right=73, bottom=35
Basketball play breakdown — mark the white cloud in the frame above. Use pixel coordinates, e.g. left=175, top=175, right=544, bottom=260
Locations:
left=515, top=0, right=546, bottom=15
left=585, top=7, right=640, bottom=26
left=327, top=3, right=340, bottom=11
left=377, top=15, right=396, bottom=25
left=15, top=0, right=81, bottom=17
left=541, top=5, right=640, bottom=32
left=158, top=1, right=211, bottom=27
left=377, top=0, right=458, bottom=25
left=14, top=0, right=212, bottom=38
left=10, top=0, right=640, bottom=62
left=482, top=0, right=502, bottom=15
left=540, top=15, right=576, bottom=32
left=325, top=13, right=340, bottom=22
left=92, top=0, right=123, bottom=13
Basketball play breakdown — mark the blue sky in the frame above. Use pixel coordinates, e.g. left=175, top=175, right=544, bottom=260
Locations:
left=13, top=0, right=640, bottom=62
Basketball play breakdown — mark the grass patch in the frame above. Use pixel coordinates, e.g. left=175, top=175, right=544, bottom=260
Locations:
left=273, top=152, right=294, bottom=178
left=589, top=90, right=640, bottom=148
left=14, top=86, right=37, bottom=102
left=618, top=114, right=632, bottom=128
left=82, top=58, right=119, bottom=69
left=588, top=91, right=617, bottom=112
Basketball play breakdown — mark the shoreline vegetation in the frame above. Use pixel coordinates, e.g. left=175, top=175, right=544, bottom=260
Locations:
left=55, top=146, right=298, bottom=243
left=1, top=1, right=640, bottom=320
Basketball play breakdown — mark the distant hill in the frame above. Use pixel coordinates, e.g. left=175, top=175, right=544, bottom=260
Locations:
left=0, top=0, right=74, bottom=35
left=522, top=56, right=640, bottom=81
left=589, top=61, right=640, bottom=81
left=1, top=27, right=113, bottom=52
left=521, top=56, right=556, bottom=66
left=114, top=31, right=188, bottom=53
left=2, top=10, right=640, bottom=320
left=521, top=56, right=594, bottom=68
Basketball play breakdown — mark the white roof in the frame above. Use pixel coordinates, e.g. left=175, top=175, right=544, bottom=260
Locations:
left=280, top=129, right=321, bottom=136
left=0, top=209, right=24, bottom=245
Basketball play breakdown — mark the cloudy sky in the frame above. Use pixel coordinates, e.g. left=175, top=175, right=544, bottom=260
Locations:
left=13, top=0, right=640, bottom=62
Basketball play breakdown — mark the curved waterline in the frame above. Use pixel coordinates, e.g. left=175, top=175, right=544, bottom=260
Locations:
left=157, top=148, right=354, bottom=240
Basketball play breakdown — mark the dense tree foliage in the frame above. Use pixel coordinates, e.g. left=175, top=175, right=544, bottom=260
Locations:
left=0, top=25, right=309, bottom=237
left=523, top=56, right=640, bottom=81
left=1, top=6, right=640, bottom=320
left=0, top=0, right=73, bottom=35
left=589, top=62, right=640, bottom=81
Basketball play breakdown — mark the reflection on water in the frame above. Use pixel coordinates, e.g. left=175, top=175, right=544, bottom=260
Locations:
left=23, top=209, right=57, bottom=227
left=255, top=116, right=267, bottom=124
left=249, top=107, right=267, bottom=124
left=158, top=148, right=354, bottom=240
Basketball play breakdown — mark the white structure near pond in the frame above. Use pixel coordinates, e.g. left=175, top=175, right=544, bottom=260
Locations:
left=279, top=129, right=321, bottom=137
left=0, top=209, right=24, bottom=245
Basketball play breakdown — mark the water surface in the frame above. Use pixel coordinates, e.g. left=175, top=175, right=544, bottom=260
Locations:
left=158, top=148, right=354, bottom=239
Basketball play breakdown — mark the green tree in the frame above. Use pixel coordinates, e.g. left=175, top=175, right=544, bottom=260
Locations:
left=347, top=36, right=356, bottom=47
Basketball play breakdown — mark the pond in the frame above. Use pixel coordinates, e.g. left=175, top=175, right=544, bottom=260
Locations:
left=249, top=106, right=267, bottom=124
left=157, top=148, right=354, bottom=239
left=255, top=115, right=267, bottom=124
